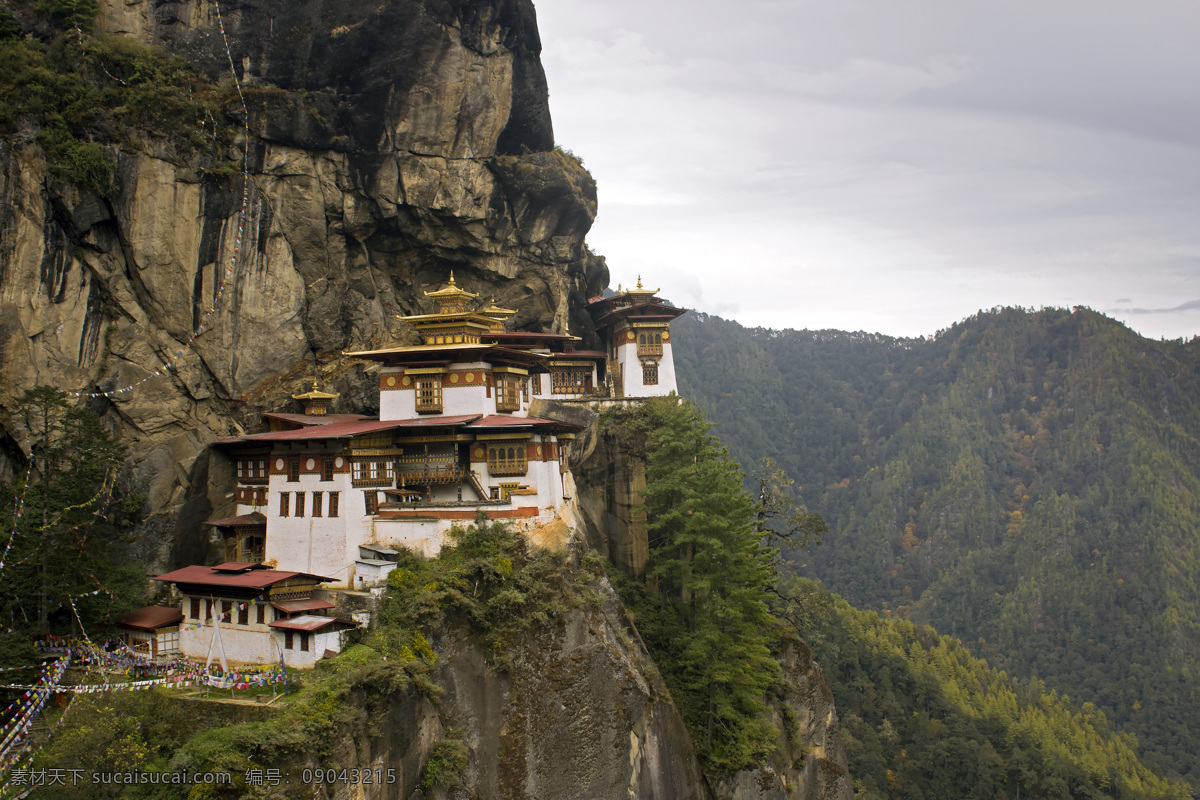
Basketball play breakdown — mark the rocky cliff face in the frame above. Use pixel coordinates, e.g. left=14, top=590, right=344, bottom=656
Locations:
left=0, top=0, right=606, bottom=571
left=320, top=564, right=849, bottom=800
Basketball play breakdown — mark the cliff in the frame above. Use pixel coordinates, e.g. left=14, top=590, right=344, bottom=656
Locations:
left=3, top=5, right=854, bottom=798
left=0, top=0, right=606, bottom=571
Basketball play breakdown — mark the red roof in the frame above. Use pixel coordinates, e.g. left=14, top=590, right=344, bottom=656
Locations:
left=262, top=412, right=370, bottom=427
left=212, top=562, right=265, bottom=572
left=270, top=599, right=336, bottom=614
left=116, top=605, right=184, bottom=632
left=204, top=513, right=266, bottom=528
left=552, top=350, right=606, bottom=359
left=268, top=614, right=353, bottom=632
left=216, top=416, right=481, bottom=445
left=464, top=415, right=578, bottom=429
left=488, top=331, right=573, bottom=341
left=154, top=565, right=334, bottom=590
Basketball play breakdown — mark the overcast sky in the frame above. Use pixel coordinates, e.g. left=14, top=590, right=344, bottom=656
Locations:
left=535, top=0, right=1200, bottom=340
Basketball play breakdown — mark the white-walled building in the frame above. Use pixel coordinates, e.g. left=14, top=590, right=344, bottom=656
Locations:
left=152, top=563, right=354, bottom=668
left=205, top=275, right=686, bottom=596
left=587, top=279, right=686, bottom=398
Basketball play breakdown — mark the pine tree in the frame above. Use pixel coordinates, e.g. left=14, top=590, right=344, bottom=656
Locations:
left=1, top=386, right=143, bottom=634
left=637, top=397, right=782, bottom=772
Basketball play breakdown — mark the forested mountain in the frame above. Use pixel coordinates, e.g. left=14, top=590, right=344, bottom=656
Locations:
left=674, top=307, right=1200, bottom=786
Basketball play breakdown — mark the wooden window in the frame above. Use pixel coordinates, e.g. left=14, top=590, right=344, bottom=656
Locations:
left=364, top=490, right=378, bottom=514
left=295, top=492, right=306, bottom=518
left=190, top=598, right=200, bottom=620
left=205, top=599, right=212, bottom=621
left=285, top=631, right=294, bottom=650
left=643, top=363, right=659, bottom=385
left=328, top=491, right=340, bottom=518
left=238, top=603, right=248, bottom=626
left=279, top=492, right=290, bottom=517
left=239, top=459, right=268, bottom=485
left=637, top=331, right=663, bottom=357
left=487, top=443, right=527, bottom=476
left=496, top=375, right=520, bottom=412
left=312, top=491, right=323, bottom=517
left=415, top=376, right=442, bottom=413
left=352, top=458, right=394, bottom=488
left=288, top=457, right=300, bottom=482
left=300, top=632, right=310, bottom=652
left=257, top=604, right=265, bottom=625
left=551, top=367, right=589, bottom=394
left=322, top=457, right=334, bottom=481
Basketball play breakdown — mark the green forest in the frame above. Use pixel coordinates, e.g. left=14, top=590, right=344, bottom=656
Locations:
left=673, top=306, right=1200, bottom=787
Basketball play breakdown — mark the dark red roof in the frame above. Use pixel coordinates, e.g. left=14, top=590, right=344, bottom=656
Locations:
left=216, top=416, right=483, bottom=445
left=552, top=350, right=606, bottom=359
left=268, top=615, right=353, bottom=632
left=270, top=599, right=336, bottom=614
left=464, top=415, right=577, bottom=429
left=204, top=513, right=266, bottom=528
left=154, top=565, right=334, bottom=590
left=262, top=412, right=370, bottom=427
left=212, top=562, right=266, bottom=572
left=116, top=606, right=184, bottom=632
left=487, top=332, right=573, bottom=341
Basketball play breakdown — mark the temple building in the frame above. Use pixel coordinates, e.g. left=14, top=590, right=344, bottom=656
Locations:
left=152, top=563, right=354, bottom=668
left=203, top=274, right=688, bottom=594
left=588, top=278, right=686, bottom=398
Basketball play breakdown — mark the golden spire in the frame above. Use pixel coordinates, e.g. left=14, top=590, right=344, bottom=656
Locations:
left=424, top=271, right=479, bottom=313
left=292, top=380, right=339, bottom=415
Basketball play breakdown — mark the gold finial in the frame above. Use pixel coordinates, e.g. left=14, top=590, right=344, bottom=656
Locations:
left=637, top=275, right=643, bottom=290
left=448, top=271, right=456, bottom=286
left=617, top=283, right=622, bottom=292
left=311, top=380, right=319, bottom=392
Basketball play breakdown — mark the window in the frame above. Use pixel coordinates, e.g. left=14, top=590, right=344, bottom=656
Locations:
left=190, top=598, right=201, bottom=620
left=643, top=363, right=659, bottom=385
left=300, top=632, right=310, bottom=652
left=288, top=457, right=300, bottom=482
left=238, top=603, right=248, bottom=626
left=637, top=331, right=663, bottom=357
left=352, top=458, right=394, bottom=488
left=322, top=457, right=334, bottom=481
left=279, top=492, right=290, bottom=517
left=295, top=492, right=306, bottom=518
left=415, top=376, right=442, bottom=413
left=257, top=604, right=265, bottom=625
left=487, top=443, right=528, bottom=476
left=551, top=367, right=590, bottom=394
left=312, top=491, right=323, bottom=517
left=285, top=631, right=294, bottom=650
left=364, top=491, right=378, bottom=515
left=238, top=459, right=268, bottom=485
left=496, top=375, right=520, bottom=411
left=205, top=599, right=212, bottom=621
left=328, top=491, right=340, bottom=518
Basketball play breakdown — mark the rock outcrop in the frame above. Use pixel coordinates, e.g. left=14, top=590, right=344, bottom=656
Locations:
left=0, top=0, right=606, bottom=572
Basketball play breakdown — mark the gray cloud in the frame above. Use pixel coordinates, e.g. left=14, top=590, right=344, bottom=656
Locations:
left=536, top=0, right=1200, bottom=339
left=1109, top=299, right=1200, bottom=316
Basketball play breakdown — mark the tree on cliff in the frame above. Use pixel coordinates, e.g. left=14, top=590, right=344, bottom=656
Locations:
left=629, top=396, right=785, bottom=773
left=0, top=387, right=144, bottom=635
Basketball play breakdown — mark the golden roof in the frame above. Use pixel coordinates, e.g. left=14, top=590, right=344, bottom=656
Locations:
left=292, top=381, right=340, bottom=400
left=623, top=275, right=660, bottom=296
left=424, top=272, right=479, bottom=305
left=478, top=296, right=518, bottom=319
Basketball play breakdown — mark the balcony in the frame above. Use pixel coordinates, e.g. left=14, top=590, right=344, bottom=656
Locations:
left=397, top=455, right=465, bottom=485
